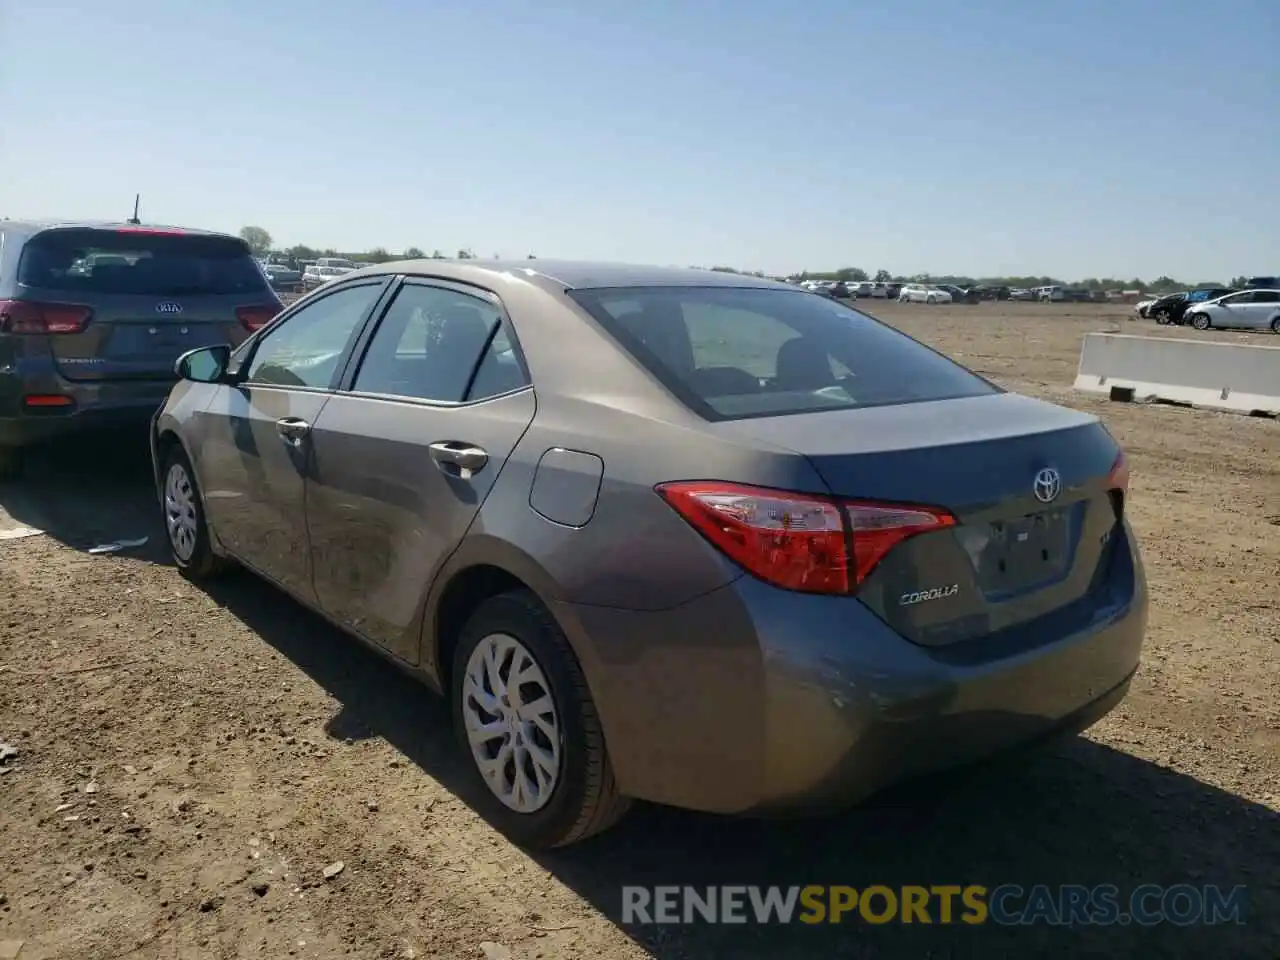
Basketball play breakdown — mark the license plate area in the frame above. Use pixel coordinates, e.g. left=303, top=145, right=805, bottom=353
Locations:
left=974, top=508, right=1071, bottom=596
left=111, top=322, right=192, bottom=359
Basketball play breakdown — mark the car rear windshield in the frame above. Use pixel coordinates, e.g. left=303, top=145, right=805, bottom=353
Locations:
left=17, top=229, right=270, bottom=297
left=568, top=286, right=999, bottom=420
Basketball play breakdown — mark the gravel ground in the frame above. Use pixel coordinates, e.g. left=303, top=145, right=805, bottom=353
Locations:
left=0, top=301, right=1276, bottom=960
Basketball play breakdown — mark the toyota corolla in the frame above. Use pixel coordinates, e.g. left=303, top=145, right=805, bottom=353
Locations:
left=150, top=259, right=1147, bottom=849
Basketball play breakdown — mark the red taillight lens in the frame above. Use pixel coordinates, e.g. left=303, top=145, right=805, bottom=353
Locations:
left=656, top=481, right=955, bottom=595
left=844, top=500, right=957, bottom=584
left=1105, top=450, right=1129, bottom=521
left=0, top=299, right=92, bottom=334
left=236, top=303, right=281, bottom=332
left=1105, top=450, right=1129, bottom=491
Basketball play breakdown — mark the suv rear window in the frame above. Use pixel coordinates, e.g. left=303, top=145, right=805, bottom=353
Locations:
left=17, top=229, right=269, bottom=297
left=569, top=286, right=998, bottom=420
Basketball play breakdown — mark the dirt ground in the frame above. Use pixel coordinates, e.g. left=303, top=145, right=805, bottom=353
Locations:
left=1, top=302, right=1277, bottom=959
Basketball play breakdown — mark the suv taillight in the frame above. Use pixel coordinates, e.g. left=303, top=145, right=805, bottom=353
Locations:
left=656, top=481, right=956, bottom=595
left=236, top=303, right=281, bottom=332
left=0, top=300, right=92, bottom=335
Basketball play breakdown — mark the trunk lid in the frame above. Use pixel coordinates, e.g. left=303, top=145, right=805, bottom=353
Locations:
left=711, top=392, right=1127, bottom=647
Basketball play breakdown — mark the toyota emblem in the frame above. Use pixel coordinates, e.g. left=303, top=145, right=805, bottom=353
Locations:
left=1033, top=467, right=1062, bottom=503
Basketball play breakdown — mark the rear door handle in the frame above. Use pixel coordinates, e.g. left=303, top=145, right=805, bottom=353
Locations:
left=276, top=417, right=311, bottom=445
left=428, top=442, right=488, bottom=478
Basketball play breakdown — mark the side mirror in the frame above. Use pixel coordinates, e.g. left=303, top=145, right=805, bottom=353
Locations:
left=175, top=344, right=232, bottom=383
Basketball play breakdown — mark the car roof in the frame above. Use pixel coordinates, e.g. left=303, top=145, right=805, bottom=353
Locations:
left=348, top=258, right=791, bottom=291
left=0, top=219, right=239, bottom=241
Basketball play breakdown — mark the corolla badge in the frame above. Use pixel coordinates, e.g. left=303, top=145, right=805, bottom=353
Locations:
left=899, top=584, right=959, bottom=606
left=1033, top=467, right=1062, bottom=503
left=155, top=301, right=183, bottom=315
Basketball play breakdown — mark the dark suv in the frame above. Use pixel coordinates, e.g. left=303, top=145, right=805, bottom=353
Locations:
left=0, top=221, right=283, bottom=477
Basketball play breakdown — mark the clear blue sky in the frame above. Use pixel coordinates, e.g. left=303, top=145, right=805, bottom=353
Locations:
left=1, top=0, right=1276, bottom=280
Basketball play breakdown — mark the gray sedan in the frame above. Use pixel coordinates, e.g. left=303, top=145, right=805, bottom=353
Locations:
left=150, top=259, right=1148, bottom=849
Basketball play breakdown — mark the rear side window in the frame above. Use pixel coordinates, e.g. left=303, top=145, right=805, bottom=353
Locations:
left=17, top=228, right=269, bottom=297
left=569, top=286, right=997, bottom=420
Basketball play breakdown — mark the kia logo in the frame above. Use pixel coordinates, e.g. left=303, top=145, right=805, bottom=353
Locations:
left=155, top=301, right=183, bottom=315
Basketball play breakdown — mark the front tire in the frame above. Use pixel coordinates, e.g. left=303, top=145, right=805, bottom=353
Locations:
left=452, top=589, right=630, bottom=849
left=161, top=447, right=226, bottom=579
left=1270, top=318, right=1280, bottom=334
left=1191, top=313, right=1211, bottom=331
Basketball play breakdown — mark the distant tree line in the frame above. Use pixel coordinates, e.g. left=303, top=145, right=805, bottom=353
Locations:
left=238, top=227, right=1241, bottom=294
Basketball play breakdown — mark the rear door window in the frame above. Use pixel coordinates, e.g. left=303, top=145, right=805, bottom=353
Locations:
left=569, top=286, right=998, bottom=420
left=17, top=228, right=270, bottom=297
left=351, top=283, right=529, bottom=403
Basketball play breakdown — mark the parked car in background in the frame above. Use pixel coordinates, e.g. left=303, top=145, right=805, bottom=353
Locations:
left=1146, top=292, right=1188, bottom=324
left=970, top=285, right=1010, bottom=301
left=1161, top=287, right=1237, bottom=325
left=935, top=284, right=975, bottom=303
left=264, top=263, right=303, bottom=293
left=151, top=259, right=1146, bottom=849
left=1243, top=276, right=1279, bottom=289
left=884, top=282, right=902, bottom=299
left=0, top=220, right=282, bottom=478
left=1036, top=286, right=1065, bottom=302
left=826, top=281, right=852, bottom=299
left=898, top=284, right=953, bottom=304
left=1184, top=289, right=1280, bottom=332
left=1009, top=288, right=1034, bottom=301
left=302, top=264, right=355, bottom=292
left=850, top=281, right=875, bottom=298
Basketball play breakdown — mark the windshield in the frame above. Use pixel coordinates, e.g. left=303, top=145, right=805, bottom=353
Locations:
left=568, top=286, right=998, bottom=421
left=18, top=229, right=269, bottom=296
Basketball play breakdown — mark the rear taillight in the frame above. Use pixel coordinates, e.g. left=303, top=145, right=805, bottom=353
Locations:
left=236, top=303, right=281, bottom=332
left=656, top=481, right=955, bottom=595
left=0, top=299, right=92, bottom=334
left=1105, top=450, right=1129, bottom=520
left=1105, top=450, right=1129, bottom=491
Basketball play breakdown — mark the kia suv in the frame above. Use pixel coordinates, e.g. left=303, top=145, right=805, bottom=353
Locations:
left=0, top=221, right=282, bottom=478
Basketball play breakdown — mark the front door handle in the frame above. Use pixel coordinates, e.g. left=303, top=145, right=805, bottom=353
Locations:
left=428, top=441, right=488, bottom=478
left=276, top=417, right=311, bottom=446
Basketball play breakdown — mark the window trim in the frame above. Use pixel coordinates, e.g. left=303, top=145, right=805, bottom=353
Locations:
left=567, top=285, right=1002, bottom=424
left=233, top=277, right=394, bottom=393
left=336, top=276, right=534, bottom=408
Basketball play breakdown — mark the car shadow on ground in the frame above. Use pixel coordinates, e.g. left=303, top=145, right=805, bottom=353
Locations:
left=0, top=432, right=169, bottom=559
left=198, top=569, right=1277, bottom=960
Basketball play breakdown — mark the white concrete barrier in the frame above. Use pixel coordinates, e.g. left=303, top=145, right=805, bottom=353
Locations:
left=1073, top=333, right=1280, bottom=415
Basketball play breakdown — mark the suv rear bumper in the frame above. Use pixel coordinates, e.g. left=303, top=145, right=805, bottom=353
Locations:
left=0, top=380, right=174, bottom=447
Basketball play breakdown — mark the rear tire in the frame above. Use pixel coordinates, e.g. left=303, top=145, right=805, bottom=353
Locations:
left=452, top=589, right=630, bottom=849
left=926, top=296, right=936, bottom=305
left=0, top=445, right=22, bottom=482
left=1270, top=318, right=1280, bottom=333
left=160, top=447, right=226, bottom=579
left=1191, top=314, right=1210, bottom=331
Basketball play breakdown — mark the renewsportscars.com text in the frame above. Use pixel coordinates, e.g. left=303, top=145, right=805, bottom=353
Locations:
left=622, top=884, right=1247, bottom=927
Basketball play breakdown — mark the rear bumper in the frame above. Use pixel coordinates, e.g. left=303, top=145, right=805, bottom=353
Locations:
left=558, top=522, right=1148, bottom=815
left=0, top=379, right=174, bottom=446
